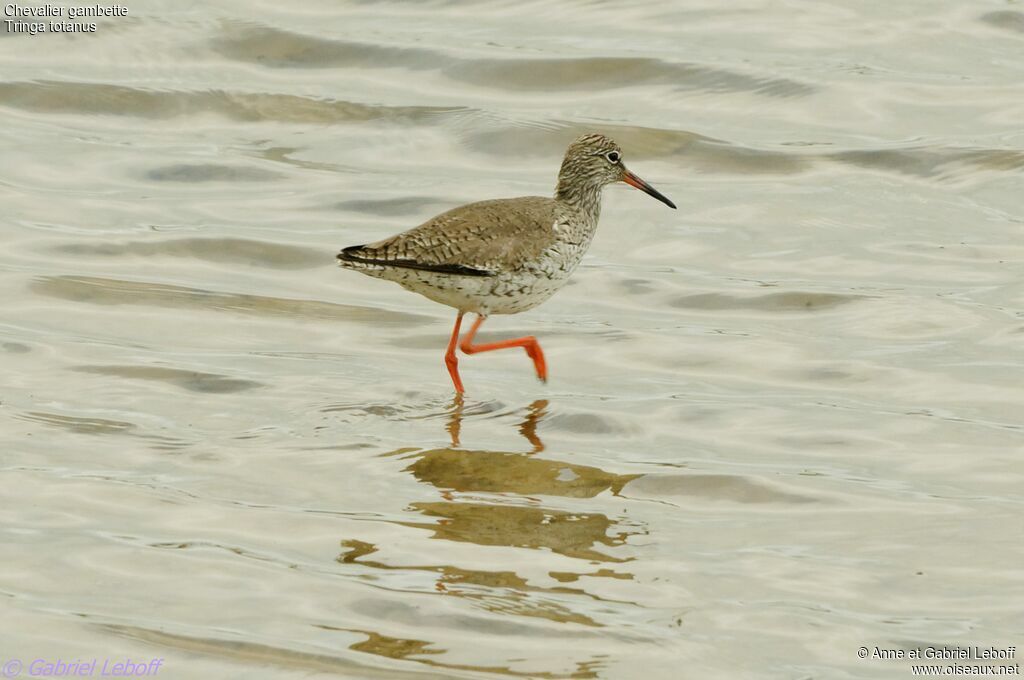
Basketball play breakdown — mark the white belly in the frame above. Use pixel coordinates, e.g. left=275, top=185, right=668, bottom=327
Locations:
left=394, top=268, right=571, bottom=315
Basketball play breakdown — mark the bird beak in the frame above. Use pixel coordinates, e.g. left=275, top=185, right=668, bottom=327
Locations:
left=622, top=169, right=677, bottom=209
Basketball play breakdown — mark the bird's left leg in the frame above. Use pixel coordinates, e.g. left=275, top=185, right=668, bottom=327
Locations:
left=458, top=314, right=547, bottom=382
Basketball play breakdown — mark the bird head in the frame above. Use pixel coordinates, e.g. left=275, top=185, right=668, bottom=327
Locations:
left=558, top=133, right=676, bottom=209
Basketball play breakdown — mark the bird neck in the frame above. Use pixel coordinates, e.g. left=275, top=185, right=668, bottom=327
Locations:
left=554, top=178, right=603, bottom=224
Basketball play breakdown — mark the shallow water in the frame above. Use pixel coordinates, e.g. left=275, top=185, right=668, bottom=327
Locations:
left=2, top=1, right=1023, bottom=678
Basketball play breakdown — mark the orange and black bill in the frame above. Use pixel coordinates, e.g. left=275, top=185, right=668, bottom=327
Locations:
left=623, top=169, right=676, bottom=209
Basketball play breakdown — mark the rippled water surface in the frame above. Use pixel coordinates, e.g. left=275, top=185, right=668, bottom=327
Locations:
left=3, top=1, right=1023, bottom=678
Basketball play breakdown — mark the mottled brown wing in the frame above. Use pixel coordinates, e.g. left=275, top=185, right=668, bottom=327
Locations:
left=338, top=197, right=558, bottom=276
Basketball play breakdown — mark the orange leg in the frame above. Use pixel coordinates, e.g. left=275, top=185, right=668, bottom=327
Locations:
left=459, top=314, right=547, bottom=383
left=444, top=312, right=465, bottom=393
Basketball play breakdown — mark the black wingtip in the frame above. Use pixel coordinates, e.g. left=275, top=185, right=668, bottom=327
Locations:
left=337, top=245, right=493, bottom=277
left=337, top=245, right=366, bottom=262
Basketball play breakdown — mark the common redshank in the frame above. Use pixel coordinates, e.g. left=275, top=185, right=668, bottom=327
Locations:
left=337, top=133, right=676, bottom=393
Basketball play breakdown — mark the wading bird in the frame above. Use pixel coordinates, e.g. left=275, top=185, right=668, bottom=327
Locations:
left=338, top=133, right=676, bottom=393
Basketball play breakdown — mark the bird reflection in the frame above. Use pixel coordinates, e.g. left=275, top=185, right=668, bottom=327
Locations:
left=445, top=394, right=549, bottom=453
left=334, top=397, right=642, bottom=651
left=404, top=447, right=638, bottom=500
left=516, top=398, right=548, bottom=453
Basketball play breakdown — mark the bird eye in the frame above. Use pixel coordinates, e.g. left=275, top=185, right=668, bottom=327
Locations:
left=605, top=151, right=621, bottom=164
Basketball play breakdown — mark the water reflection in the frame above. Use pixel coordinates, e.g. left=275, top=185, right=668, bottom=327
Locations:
left=401, top=502, right=631, bottom=563
left=335, top=397, right=642, bottom=669
left=406, top=447, right=638, bottom=499
left=337, top=539, right=617, bottom=627
left=320, top=620, right=605, bottom=679
left=445, top=394, right=548, bottom=452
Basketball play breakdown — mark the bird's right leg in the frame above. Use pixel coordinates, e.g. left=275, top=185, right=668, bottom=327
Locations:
left=445, top=312, right=466, bottom=393
left=459, top=314, right=547, bottom=382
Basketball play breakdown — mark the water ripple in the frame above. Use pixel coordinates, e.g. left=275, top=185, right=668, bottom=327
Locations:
left=0, top=80, right=465, bottom=124
left=31, top=275, right=433, bottom=325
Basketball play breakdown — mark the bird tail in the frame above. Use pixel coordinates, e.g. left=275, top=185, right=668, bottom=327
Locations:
left=337, top=244, right=368, bottom=264
left=337, top=244, right=386, bottom=271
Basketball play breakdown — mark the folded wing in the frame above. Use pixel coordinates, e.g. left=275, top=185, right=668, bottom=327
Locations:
left=338, top=197, right=559, bottom=277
